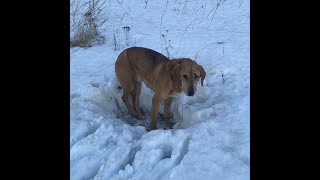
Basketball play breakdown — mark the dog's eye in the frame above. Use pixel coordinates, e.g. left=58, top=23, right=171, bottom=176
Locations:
left=183, top=74, right=188, bottom=79
left=194, top=73, right=199, bottom=79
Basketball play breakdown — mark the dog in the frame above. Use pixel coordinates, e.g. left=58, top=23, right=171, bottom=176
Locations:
left=115, top=47, right=206, bottom=130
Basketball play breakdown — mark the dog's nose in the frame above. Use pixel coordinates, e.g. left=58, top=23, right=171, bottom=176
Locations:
left=187, top=86, right=194, bottom=96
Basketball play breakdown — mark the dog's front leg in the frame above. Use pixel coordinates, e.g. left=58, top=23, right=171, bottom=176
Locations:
left=150, top=94, right=163, bottom=130
left=164, top=97, right=173, bottom=129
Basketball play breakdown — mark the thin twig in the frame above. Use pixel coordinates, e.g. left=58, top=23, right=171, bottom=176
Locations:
left=194, top=42, right=216, bottom=60
left=116, top=0, right=133, bottom=20
left=116, top=0, right=124, bottom=4
left=200, top=0, right=209, bottom=21
left=144, top=0, right=149, bottom=9
left=89, top=63, right=114, bottom=77
left=160, top=0, right=169, bottom=54
left=162, top=30, right=170, bottom=58
left=206, top=0, right=226, bottom=21
left=221, top=70, right=225, bottom=84
left=71, top=47, right=81, bottom=55
left=175, top=17, right=199, bottom=57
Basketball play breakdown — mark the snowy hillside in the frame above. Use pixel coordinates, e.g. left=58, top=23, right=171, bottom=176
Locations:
left=70, top=0, right=250, bottom=179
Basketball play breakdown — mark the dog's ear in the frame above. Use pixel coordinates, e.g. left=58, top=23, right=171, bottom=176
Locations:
left=170, top=63, right=182, bottom=87
left=198, top=65, right=206, bottom=86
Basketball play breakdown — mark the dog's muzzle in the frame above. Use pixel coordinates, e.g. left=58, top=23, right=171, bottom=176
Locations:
left=187, top=86, right=194, bottom=96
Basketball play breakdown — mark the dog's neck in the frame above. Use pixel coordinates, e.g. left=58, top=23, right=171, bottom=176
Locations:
left=168, top=60, right=183, bottom=95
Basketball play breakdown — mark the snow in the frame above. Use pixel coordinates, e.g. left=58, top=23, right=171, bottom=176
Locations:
left=70, top=0, right=250, bottom=179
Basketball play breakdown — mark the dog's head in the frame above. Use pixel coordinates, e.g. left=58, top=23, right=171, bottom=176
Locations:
left=171, top=58, right=206, bottom=96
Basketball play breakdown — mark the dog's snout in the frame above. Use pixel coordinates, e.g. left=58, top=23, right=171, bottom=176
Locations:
left=187, top=86, right=194, bottom=96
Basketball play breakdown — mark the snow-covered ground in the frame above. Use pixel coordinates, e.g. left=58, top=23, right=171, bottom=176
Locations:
left=70, top=0, right=250, bottom=179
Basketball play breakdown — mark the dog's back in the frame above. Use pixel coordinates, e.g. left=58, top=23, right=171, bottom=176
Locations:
left=119, top=47, right=168, bottom=72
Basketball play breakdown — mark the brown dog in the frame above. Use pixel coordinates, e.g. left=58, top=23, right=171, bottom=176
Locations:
left=115, top=47, right=206, bottom=130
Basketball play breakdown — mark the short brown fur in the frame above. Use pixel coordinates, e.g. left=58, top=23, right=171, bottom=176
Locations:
left=115, top=47, right=206, bottom=130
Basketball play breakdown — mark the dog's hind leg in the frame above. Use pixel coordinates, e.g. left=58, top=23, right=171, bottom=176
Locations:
left=115, top=54, right=139, bottom=118
left=121, top=85, right=138, bottom=118
left=131, top=78, right=144, bottom=120
left=117, top=73, right=138, bottom=118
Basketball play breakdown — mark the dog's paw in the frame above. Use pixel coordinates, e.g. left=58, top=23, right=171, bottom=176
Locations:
left=130, top=111, right=139, bottom=119
left=135, top=110, right=145, bottom=120
left=137, top=114, right=145, bottom=120
left=165, top=121, right=173, bottom=129
left=149, top=124, right=157, bottom=131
